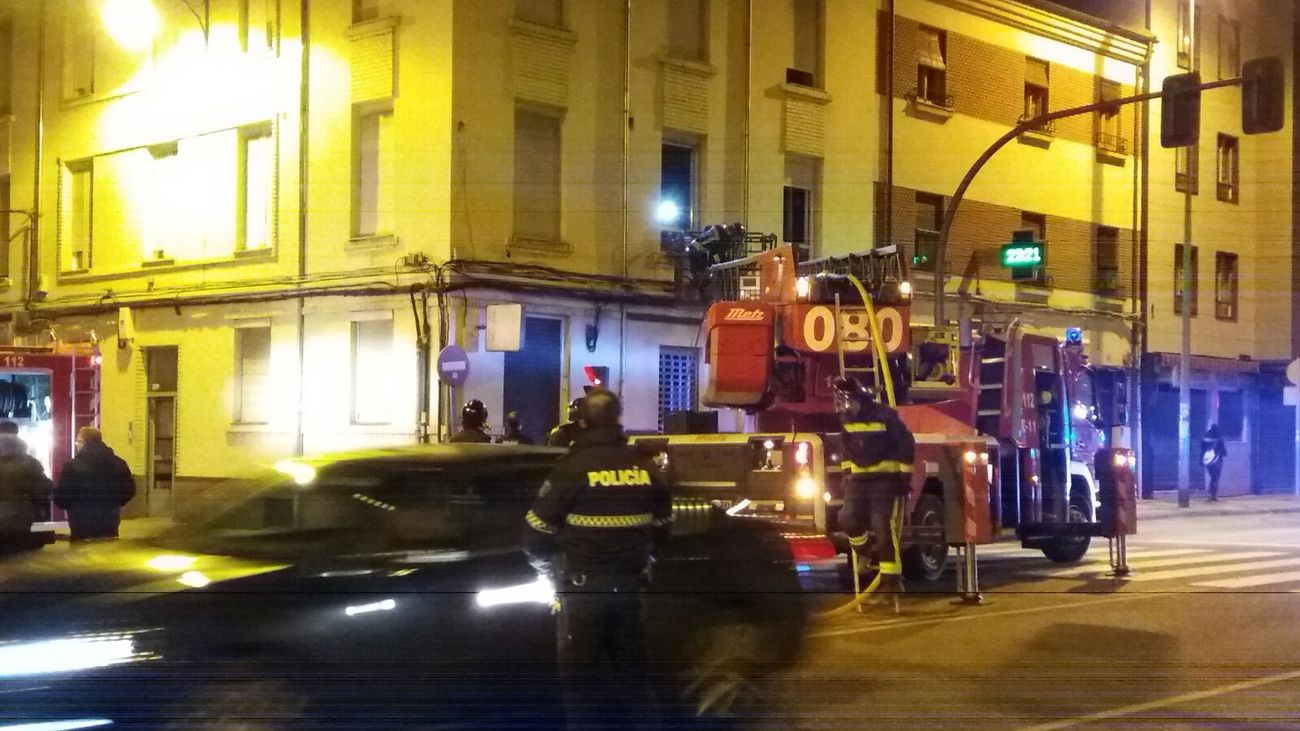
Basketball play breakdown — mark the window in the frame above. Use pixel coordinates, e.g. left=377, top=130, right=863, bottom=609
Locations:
left=1173, top=243, right=1199, bottom=315
left=352, top=317, right=394, bottom=425
left=788, top=0, right=823, bottom=87
left=658, top=347, right=699, bottom=433
left=1218, top=390, right=1243, bottom=440
left=1177, top=2, right=1201, bottom=70
left=353, top=105, right=394, bottom=238
left=1175, top=144, right=1199, bottom=194
left=666, top=0, right=706, bottom=61
left=1216, top=134, right=1238, bottom=203
left=783, top=156, right=818, bottom=253
left=1019, top=212, right=1047, bottom=284
left=1097, top=80, right=1124, bottom=153
left=916, top=27, right=947, bottom=106
left=61, top=160, right=93, bottom=271
left=660, top=142, right=697, bottom=232
left=913, top=192, right=943, bottom=271
left=513, top=108, right=562, bottom=242
left=1218, top=17, right=1239, bottom=79
left=62, top=0, right=94, bottom=99
left=235, top=326, right=271, bottom=424
left=239, top=125, right=273, bottom=251
left=240, top=0, right=273, bottom=51
left=516, top=0, right=563, bottom=27
left=1214, top=251, right=1238, bottom=320
left=1024, top=58, right=1049, bottom=122
left=1095, top=226, right=1119, bottom=294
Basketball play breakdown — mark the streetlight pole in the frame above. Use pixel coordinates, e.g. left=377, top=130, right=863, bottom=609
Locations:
left=1177, top=0, right=1195, bottom=509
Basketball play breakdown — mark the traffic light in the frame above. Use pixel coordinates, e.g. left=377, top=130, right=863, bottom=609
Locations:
left=1161, top=72, right=1201, bottom=148
left=1242, top=56, right=1284, bottom=134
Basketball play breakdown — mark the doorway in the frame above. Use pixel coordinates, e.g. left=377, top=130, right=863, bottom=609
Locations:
left=503, top=317, right=563, bottom=445
left=144, top=347, right=178, bottom=516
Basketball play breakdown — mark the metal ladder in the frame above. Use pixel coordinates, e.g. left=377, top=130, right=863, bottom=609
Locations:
left=833, top=293, right=882, bottom=394
left=975, top=335, right=1007, bottom=435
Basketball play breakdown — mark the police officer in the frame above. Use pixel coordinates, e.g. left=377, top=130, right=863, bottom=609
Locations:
left=834, top=377, right=915, bottom=609
left=546, top=397, right=587, bottom=448
left=524, top=388, right=672, bottom=727
left=448, top=399, right=492, bottom=443
left=496, top=411, right=534, bottom=445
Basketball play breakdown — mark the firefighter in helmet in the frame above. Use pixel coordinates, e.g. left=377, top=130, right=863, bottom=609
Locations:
left=524, top=388, right=672, bottom=726
left=546, top=397, right=587, bottom=448
left=834, top=376, right=915, bottom=609
left=449, top=399, right=492, bottom=443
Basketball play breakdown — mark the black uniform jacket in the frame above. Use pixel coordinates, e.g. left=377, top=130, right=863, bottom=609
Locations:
left=545, top=421, right=582, bottom=448
left=448, top=428, right=492, bottom=444
left=524, top=425, right=672, bottom=576
left=842, top=400, right=916, bottom=493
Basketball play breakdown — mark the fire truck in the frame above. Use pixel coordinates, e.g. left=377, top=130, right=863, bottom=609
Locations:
left=0, top=343, right=101, bottom=544
left=639, top=231, right=1136, bottom=585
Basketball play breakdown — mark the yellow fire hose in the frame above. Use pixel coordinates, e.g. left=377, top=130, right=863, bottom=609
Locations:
left=815, top=275, right=906, bottom=620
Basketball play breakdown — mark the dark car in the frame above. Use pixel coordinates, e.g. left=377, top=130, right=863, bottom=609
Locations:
left=0, top=444, right=812, bottom=729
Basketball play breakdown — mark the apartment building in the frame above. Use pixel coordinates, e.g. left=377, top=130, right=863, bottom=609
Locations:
left=0, top=0, right=1290, bottom=515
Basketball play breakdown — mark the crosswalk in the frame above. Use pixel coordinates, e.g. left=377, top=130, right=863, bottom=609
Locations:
left=975, top=542, right=1300, bottom=591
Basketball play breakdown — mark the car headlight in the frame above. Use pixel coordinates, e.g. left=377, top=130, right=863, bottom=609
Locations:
left=0, top=635, right=138, bottom=678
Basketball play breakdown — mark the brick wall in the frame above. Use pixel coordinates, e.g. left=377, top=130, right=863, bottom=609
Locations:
left=887, top=185, right=1134, bottom=299
left=888, top=16, right=1135, bottom=152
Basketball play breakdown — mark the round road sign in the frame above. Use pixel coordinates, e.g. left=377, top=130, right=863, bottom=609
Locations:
left=437, top=345, right=470, bottom=387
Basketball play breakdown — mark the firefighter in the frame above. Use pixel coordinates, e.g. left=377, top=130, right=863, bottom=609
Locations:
left=524, top=388, right=673, bottom=728
left=546, top=397, right=587, bottom=448
left=834, top=376, right=915, bottom=609
left=448, top=399, right=492, bottom=443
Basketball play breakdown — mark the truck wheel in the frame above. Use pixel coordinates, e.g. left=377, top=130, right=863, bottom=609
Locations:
left=1041, top=497, right=1092, bottom=564
left=902, top=495, right=948, bottom=582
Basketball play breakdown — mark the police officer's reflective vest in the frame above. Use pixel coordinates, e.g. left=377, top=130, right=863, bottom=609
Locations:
left=525, top=425, right=673, bottom=575
left=841, top=401, right=916, bottom=488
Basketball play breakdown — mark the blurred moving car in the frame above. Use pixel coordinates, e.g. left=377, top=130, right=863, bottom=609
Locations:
left=0, top=444, right=812, bottom=729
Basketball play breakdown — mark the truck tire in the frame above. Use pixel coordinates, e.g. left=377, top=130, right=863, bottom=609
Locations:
left=902, top=495, right=948, bottom=582
left=1041, top=496, right=1092, bottom=564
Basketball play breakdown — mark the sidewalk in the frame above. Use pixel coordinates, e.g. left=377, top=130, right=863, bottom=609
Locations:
left=1139, top=493, right=1300, bottom=521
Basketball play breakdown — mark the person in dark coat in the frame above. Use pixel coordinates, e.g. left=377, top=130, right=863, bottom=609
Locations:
left=54, top=427, right=135, bottom=541
left=449, top=400, right=492, bottom=443
left=0, top=431, right=53, bottom=550
left=496, top=411, right=534, bottom=445
left=1202, top=424, right=1228, bottom=502
left=546, top=398, right=587, bottom=448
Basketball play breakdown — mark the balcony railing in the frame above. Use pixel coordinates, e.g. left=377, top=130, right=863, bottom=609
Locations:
left=1018, top=114, right=1056, bottom=135
left=1095, top=132, right=1128, bottom=155
left=907, top=88, right=954, bottom=110
left=1217, top=181, right=1238, bottom=203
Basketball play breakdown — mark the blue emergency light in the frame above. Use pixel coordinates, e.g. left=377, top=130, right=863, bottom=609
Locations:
left=1065, top=327, right=1084, bottom=344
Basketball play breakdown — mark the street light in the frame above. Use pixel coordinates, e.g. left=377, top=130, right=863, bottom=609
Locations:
left=101, top=0, right=161, bottom=51
left=101, top=0, right=210, bottom=48
left=656, top=200, right=681, bottom=226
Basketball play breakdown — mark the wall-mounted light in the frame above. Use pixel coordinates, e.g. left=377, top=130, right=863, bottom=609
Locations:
left=102, top=0, right=210, bottom=49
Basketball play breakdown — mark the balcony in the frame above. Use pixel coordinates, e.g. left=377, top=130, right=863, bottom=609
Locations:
left=1017, top=114, right=1055, bottom=148
left=1095, top=132, right=1128, bottom=165
left=907, top=88, right=954, bottom=121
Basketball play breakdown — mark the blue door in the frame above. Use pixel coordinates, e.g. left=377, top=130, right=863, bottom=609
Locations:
left=504, top=317, right=563, bottom=445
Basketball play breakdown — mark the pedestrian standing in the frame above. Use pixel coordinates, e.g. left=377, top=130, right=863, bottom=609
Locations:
left=1202, top=424, right=1228, bottom=502
left=546, top=398, right=587, bottom=448
left=523, top=388, right=673, bottom=728
left=834, top=377, right=915, bottom=612
left=0, top=428, right=53, bottom=551
left=53, top=427, right=135, bottom=541
left=496, top=411, right=534, bottom=445
left=448, top=400, right=492, bottom=443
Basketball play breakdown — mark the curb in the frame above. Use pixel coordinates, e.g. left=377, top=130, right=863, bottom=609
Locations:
left=1138, top=503, right=1300, bottom=521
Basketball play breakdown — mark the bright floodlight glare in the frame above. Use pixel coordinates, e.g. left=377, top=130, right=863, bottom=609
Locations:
left=0, top=720, right=116, bottom=731
left=0, top=637, right=135, bottom=678
left=475, top=577, right=555, bottom=609
left=146, top=554, right=195, bottom=572
left=101, top=0, right=161, bottom=51
left=795, top=276, right=811, bottom=299
left=899, top=281, right=913, bottom=296
left=345, top=599, right=397, bottom=617
left=177, top=571, right=210, bottom=588
left=274, top=459, right=316, bottom=486
left=1072, top=403, right=1090, bottom=420
left=656, top=200, right=680, bottom=225
left=794, top=475, right=818, bottom=499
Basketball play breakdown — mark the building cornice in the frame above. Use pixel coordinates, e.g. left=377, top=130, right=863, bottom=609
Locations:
left=935, top=0, right=1154, bottom=66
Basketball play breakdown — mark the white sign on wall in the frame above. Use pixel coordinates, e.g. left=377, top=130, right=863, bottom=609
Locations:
left=486, top=304, right=523, bottom=352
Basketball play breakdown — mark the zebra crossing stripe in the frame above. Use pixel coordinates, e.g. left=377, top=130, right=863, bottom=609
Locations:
left=1129, top=556, right=1300, bottom=582
left=1193, top=569, right=1300, bottom=589
left=1017, top=549, right=1224, bottom=578
left=1116, top=551, right=1280, bottom=570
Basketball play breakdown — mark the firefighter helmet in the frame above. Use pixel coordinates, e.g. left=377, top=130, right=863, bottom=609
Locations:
left=461, top=399, right=488, bottom=430
left=832, top=377, right=875, bottom=417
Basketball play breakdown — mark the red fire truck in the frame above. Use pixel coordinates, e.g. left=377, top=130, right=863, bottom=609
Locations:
left=0, top=344, right=101, bottom=543
left=639, top=234, right=1136, bottom=586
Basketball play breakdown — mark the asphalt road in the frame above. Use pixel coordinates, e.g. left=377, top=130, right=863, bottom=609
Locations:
left=769, top=507, right=1300, bottom=730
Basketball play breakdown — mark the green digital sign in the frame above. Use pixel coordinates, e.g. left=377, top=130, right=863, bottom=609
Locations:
left=1001, top=242, right=1044, bottom=268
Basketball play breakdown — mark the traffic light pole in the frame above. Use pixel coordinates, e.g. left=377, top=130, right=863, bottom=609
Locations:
left=1178, top=152, right=1193, bottom=508
left=932, top=77, right=1241, bottom=329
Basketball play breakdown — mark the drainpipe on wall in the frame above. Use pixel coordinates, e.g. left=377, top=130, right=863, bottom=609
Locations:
left=884, top=0, right=894, bottom=247
left=27, top=3, right=45, bottom=305
left=743, top=0, right=752, bottom=223
left=1138, top=0, right=1153, bottom=498
left=617, top=0, right=631, bottom=395
left=294, top=0, right=310, bottom=457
